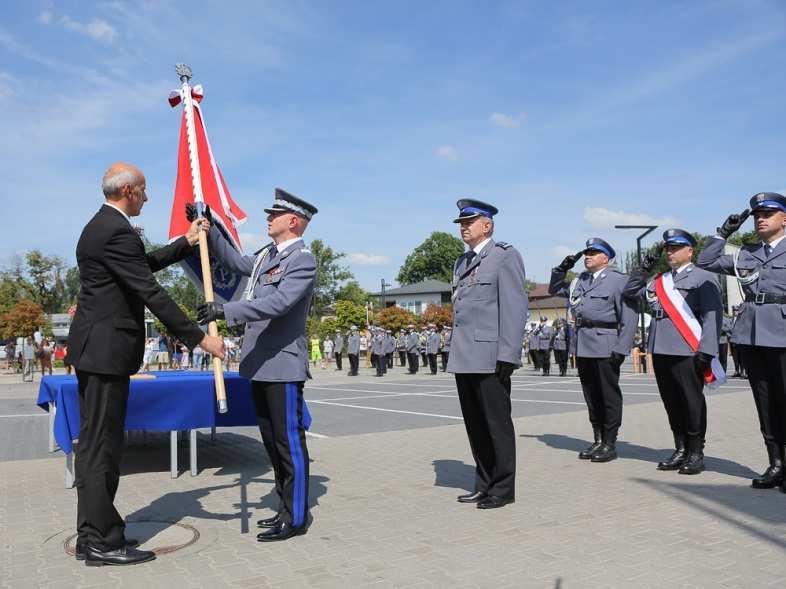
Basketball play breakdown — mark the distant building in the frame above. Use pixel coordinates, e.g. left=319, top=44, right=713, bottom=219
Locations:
left=527, top=283, right=568, bottom=323
left=374, top=279, right=452, bottom=315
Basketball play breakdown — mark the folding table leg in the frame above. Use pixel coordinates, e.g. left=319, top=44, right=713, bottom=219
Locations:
left=65, top=453, right=74, bottom=489
left=48, top=402, right=57, bottom=453
left=211, top=426, right=216, bottom=444
left=170, top=431, right=178, bottom=478
left=190, top=429, right=197, bottom=476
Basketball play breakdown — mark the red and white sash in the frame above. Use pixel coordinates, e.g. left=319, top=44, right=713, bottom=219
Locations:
left=654, top=272, right=725, bottom=388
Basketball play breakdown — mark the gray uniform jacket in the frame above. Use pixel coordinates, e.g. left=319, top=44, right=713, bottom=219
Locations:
left=426, top=332, right=440, bottom=354
left=537, top=325, right=554, bottom=350
left=549, top=267, right=637, bottom=358
left=334, top=334, right=344, bottom=353
left=208, top=231, right=316, bottom=382
left=552, top=326, right=568, bottom=351
left=697, top=236, right=786, bottom=347
left=406, top=332, right=420, bottom=353
left=442, top=330, right=452, bottom=352
left=385, top=335, right=396, bottom=354
left=622, top=265, right=721, bottom=357
left=447, top=240, right=528, bottom=374
left=528, top=328, right=541, bottom=351
left=347, top=333, right=360, bottom=355
left=568, top=324, right=577, bottom=355
left=719, top=316, right=732, bottom=345
left=371, top=333, right=385, bottom=355
left=397, top=335, right=407, bottom=350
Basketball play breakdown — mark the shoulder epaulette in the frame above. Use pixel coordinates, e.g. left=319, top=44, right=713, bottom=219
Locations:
left=495, top=242, right=513, bottom=250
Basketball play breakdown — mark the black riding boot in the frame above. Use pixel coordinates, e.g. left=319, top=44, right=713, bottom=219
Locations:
left=657, top=433, right=687, bottom=471
left=752, top=442, right=784, bottom=489
left=591, top=430, right=618, bottom=462
left=578, top=427, right=602, bottom=460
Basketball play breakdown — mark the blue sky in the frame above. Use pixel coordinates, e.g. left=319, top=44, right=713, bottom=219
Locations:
left=1, top=0, right=785, bottom=289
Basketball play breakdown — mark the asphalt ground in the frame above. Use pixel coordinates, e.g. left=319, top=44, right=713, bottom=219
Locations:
left=0, top=359, right=749, bottom=463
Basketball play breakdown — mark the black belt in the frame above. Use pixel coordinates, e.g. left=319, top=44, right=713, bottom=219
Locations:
left=744, top=292, right=786, bottom=304
left=576, top=318, right=618, bottom=329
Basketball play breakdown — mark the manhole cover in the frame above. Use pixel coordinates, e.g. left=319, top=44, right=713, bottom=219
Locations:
left=63, top=520, right=199, bottom=556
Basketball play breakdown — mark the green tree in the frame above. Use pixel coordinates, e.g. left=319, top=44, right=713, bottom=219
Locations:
left=336, top=280, right=372, bottom=306
left=309, top=239, right=353, bottom=317
left=24, top=250, right=70, bottom=313
left=334, top=300, right=367, bottom=331
left=397, top=232, right=465, bottom=284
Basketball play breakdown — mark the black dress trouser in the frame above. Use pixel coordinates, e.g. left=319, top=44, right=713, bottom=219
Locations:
left=440, top=352, right=449, bottom=371
left=75, top=370, right=130, bottom=552
left=652, top=354, right=706, bottom=439
left=348, top=353, right=359, bottom=375
left=553, top=349, right=568, bottom=374
left=427, top=353, right=438, bottom=374
left=539, top=349, right=551, bottom=373
left=252, top=381, right=310, bottom=528
left=398, top=351, right=407, bottom=366
left=740, top=345, right=786, bottom=447
left=456, top=372, right=516, bottom=499
left=335, top=351, right=342, bottom=370
left=576, top=356, right=623, bottom=437
left=407, top=352, right=419, bottom=373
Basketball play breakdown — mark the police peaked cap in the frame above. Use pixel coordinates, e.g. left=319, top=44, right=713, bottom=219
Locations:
left=453, top=198, right=499, bottom=223
left=264, top=188, right=318, bottom=220
left=750, top=192, right=786, bottom=213
left=584, top=237, right=615, bottom=259
left=663, top=228, right=696, bottom=247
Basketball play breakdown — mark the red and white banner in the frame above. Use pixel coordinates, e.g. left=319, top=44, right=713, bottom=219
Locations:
left=168, top=85, right=249, bottom=302
left=654, top=272, right=725, bottom=388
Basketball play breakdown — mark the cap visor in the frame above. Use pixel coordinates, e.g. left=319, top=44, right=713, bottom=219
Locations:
left=453, top=213, right=481, bottom=223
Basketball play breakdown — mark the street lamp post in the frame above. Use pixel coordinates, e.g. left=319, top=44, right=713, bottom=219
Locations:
left=614, top=224, right=658, bottom=373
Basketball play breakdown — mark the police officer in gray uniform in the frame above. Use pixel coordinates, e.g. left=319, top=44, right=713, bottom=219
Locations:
left=528, top=322, right=541, bottom=370
left=537, top=316, right=553, bottom=376
left=447, top=199, right=527, bottom=509
left=396, top=331, right=407, bottom=367
left=550, top=238, right=637, bottom=462
left=718, top=314, right=732, bottom=374
left=333, top=329, right=344, bottom=371
left=426, top=324, right=440, bottom=374
left=552, top=319, right=569, bottom=377
left=347, top=326, right=360, bottom=376
left=196, top=188, right=317, bottom=542
left=406, top=325, right=420, bottom=374
left=385, top=329, right=395, bottom=369
left=371, top=327, right=387, bottom=377
left=440, top=326, right=452, bottom=371
left=623, top=229, right=722, bottom=475
left=697, top=192, right=786, bottom=491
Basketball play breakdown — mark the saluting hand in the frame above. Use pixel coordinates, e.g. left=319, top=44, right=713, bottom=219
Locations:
left=196, top=302, right=225, bottom=325
left=717, top=209, right=750, bottom=239
left=556, top=251, right=583, bottom=273
left=640, top=242, right=664, bottom=273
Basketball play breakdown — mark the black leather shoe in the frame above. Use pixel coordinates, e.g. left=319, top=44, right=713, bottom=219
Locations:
left=579, top=428, right=602, bottom=460
left=751, top=444, right=783, bottom=489
left=84, top=545, right=155, bottom=567
left=590, top=443, right=617, bottom=462
left=256, top=513, right=282, bottom=528
left=678, top=452, right=705, bottom=475
left=657, top=435, right=687, bottom=471
left=476, top=496, right=514, bottom=509
left=456, top=491, right=487, bottom=503
left=256, top=521, right=307, bottom=542
left=76, top=538, right=139, bottom=561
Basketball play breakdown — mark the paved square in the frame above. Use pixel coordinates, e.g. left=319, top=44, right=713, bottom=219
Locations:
left=1, top=361, right=785, bottom=588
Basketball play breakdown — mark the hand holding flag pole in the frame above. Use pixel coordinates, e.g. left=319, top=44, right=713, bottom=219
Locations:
left=175, top=63, right=228, bottom=414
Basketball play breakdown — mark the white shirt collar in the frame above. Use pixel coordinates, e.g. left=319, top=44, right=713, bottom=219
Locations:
left=592, top=267, right=607, bottom=279
left=274, top=236, right=302, bottom=254
left=673, top=262, right=692, bottom=274
left=471, top=238, right=492, bottom=255
left=103, top=202, right=131, bottom=225
left=764, top=234, right=786, bottom=249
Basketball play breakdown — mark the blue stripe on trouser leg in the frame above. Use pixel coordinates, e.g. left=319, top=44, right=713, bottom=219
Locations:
left=285, top=383, right=306, bottom=527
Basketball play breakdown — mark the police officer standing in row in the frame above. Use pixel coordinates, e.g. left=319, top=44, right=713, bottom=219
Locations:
left=406, top=324, right=420, bottom=374
left=537, top=316, right=553, bottom=376
left=697, top=193, right=786, bottom=492
left=347, top=325, right=360, bottom=376
left=426, top=324, right=440, bottom=375
left=385, top=329, right=395, bottom=369
left=447, top=199, right=527, bottom=509
left=396, top=331, right=407, bottom=367
left=623, top=230, right=722, bottom=475
left=552, top=319, right=569, bottom=377
left=440, top=326, right=452, bottom=371
left=372, top=327, right=387, bottom=377
left=196, top=188, right=318, bottom=542
left=529, top=321, right=541, bottom=371
left=333, top=329, right=344, bottom=372
left=550, top=238, right=637, bottom=462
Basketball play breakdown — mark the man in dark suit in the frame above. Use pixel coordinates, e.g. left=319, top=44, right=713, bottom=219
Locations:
left=67, top=162, right=225, bottom=566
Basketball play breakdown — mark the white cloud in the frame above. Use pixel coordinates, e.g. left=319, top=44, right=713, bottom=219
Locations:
left=489, top=112, right=526, bottom=128
left=347, top=253, right=390, bottom=266
left=60, top=15, right=118, bottom=43
left=239, top=232, right=266, bottom=254
left=38, top=10, right=53, bottom=25
left=435, top=144, right=459, bottom=161
left=550, top=245, right=574, bottom=260
left=583, top=207, right=681, bottom=230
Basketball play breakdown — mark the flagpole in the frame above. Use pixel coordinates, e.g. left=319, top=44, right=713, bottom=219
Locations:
left=176, top=63, right=228, bottom=414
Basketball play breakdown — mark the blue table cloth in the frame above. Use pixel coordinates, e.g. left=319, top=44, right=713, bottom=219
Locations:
left=37, top=372, right=311, bottom=454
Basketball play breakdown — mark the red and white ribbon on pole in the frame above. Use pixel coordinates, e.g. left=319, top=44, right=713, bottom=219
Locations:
left=654, top=272, right=725, bottom=388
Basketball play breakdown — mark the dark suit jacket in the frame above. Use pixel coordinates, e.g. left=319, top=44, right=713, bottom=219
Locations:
left=66, top=205, right=205, bottom=376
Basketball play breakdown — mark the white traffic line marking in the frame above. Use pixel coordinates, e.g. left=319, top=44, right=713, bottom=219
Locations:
left=307, top=386, right=457, bottom=396
left=307, top=400, right=464, bottom=420
left=306, top=431, right=329, bottom=439
left=0, top=413, right=48, bottom=418
left=315, top=394, right=410, bottom=402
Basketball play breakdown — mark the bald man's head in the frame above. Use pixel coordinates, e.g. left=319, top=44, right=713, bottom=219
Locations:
left=102, top=162, right=147, bottom=216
